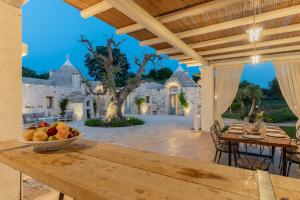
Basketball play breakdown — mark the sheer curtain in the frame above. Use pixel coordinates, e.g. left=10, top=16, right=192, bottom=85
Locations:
left=214, top=65, right=243, bottom=127
left=273, top=59, right=300, bottom=137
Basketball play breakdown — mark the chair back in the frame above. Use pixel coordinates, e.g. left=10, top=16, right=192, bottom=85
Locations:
left=210, top=120, right=222, bottom=148
left=233, top=144, right=274, bottom=171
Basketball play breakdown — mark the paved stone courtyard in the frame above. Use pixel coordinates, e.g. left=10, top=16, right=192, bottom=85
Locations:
left=70, top=115, right=215, bottom=161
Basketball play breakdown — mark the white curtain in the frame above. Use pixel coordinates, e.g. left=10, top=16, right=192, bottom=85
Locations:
left=215, top=65, right=243, bottom=127
left=273, top=60, right=300, bottom=137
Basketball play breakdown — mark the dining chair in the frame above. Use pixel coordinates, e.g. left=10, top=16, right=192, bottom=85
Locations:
left=279, top=127, right=300, bottom=169
left=232, top=143, right=274, bottom=171
left=210, top=120, right=231, bottom=164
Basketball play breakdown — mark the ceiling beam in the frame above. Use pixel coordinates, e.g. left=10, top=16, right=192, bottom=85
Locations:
left=156, top=23, right=300, bottom=54
left=104, top=0, right=208, bottom=65
left=141, top=5, right=300, bottom=46
left=2, top=0, right=28, bottom=7
left=80, top=1, right=113, bottom=19
left=198, top=36, right=300, bottom=56
left=205, top=44, right=300, bottom=61
left=116, top=0, right=242, bottom=35
left=213, top=52, right=300, bottom=66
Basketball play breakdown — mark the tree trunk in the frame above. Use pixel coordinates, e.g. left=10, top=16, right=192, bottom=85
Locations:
left=249, top=98, right=256, bottom=116
left=104, top=89, right=123, bottom=122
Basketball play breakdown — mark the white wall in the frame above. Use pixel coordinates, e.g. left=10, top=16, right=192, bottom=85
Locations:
left=0, top=0, right=23, bottom=198
left=22, top=84, right=68, bottom=116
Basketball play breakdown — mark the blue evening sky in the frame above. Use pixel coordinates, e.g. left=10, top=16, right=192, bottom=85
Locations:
left=22, top=0, right=275, bottom=88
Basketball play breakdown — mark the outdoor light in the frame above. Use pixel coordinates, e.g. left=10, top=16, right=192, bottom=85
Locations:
left=251, top=55, right=260, bottom=64
left=247, top=27, right=262, bottom=42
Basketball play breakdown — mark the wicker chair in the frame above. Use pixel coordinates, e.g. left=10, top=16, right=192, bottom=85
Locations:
left=279, top=127, right=300, bottom=169
left=210, top=120, right=231, bottom=164
left=233, top=144, right=274, bottom=171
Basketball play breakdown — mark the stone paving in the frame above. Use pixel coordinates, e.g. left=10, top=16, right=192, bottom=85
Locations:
left=70, top=115, right=215, bottom=161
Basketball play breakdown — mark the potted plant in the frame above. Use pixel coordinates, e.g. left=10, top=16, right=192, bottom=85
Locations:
left=135, top=97, right=145, bottom=114
left=179, top=90, right=189, bottom=116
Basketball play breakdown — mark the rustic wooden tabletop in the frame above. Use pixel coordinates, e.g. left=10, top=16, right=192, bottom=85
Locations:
left=0, top=139, right=299, bottom=200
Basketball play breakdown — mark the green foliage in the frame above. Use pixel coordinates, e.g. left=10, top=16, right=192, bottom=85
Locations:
left=85, top=119, right=104, bottom=127
left=263, top=79, right=283, bottom=98
left=280, top=126, right=297, bottom=139
left=264, top=109, right=297, bottom=123
left=225, top=79, right=296, bottom=123
left=84, top=46, right=133, bottom=87
left=85, top=117, right=144, bottom=127
left=179, top=90, right=189, bottom=108
left=135, top=98, right=145, bottom=106
left=22, top=66, right=49, bottom=79
left=145, top=67, right=173, bottom=83
left=59, top=98, right=69, bottom=116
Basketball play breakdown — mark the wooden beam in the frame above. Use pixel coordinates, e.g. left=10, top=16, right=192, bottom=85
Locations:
left=205, top=44, right=300, bottom=61
left=213, top=51, right=300, bottom=66
left=80, top=1, right=112, bottom=19
left=141, top=5, right=300, bottom=46
left=2, top=0, right=28, bottom=7
left=156, top=23, right=300, bottom=54
left=116, top=0, right=242, bottom=34
left=169, top=54, right=191, bottom=60
left=105, top=0, right=208, bottom=65
left=199, top=36, right=300, bottom=55
left=180, top=60, right=200, bottom=64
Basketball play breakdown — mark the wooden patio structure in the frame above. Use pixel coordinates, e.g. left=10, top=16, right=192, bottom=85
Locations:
left=64, top=0, right=300, bottom=66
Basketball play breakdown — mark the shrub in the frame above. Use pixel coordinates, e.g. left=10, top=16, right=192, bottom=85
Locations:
left=264, top=110, right=297, bottom=123
left=128, top=117, right=145, bottom=125
left=85, top=119, right=103, bottom=127
left=85, top=117, right=144, bottom=127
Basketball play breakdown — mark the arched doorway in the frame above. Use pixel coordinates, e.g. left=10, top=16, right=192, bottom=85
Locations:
left=169, top=86, right=179, bottom=115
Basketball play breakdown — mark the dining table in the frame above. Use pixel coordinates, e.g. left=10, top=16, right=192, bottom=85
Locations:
left=221, top=124, right=298, bottom=176
left=0, top=139, right=300, bottom=199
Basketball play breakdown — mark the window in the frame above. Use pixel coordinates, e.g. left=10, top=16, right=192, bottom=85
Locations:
left=46, top=97, right=53, bottom=109
left=146, top=96, right=150, bottom=103
left=86, top=100, right=90, bottom=107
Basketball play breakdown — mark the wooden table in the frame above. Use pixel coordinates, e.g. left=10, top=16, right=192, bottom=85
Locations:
left=0, top=139, right=300, bottom=200
left=221, top=126, right=298, bottom=176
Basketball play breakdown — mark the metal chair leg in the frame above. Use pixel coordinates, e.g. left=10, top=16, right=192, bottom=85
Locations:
left=287, top=162, right=292, bottom=176
left=59, top=192, right=65, bottom=200
left=217, top=152, right=222, bottom=164
left=19, top=172, right=22, bottom=200
left=213, top=151, right=218, bottom=163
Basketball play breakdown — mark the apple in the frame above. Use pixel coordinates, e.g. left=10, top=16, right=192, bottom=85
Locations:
left=47, top=127, right=58, bottom=136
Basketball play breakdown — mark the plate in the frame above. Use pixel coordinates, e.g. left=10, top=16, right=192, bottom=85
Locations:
left=19, top=133, right=84, bottom=151
left=242, top=135, right=264, bottom=139
left=266, top=126, right=278, bottom=129
left=266, top=128, right=280, bottom=132
left=229, top=126, right=243, bottom=130
left=265, top=133, right=286, bottom=138
left=228, top=129, right=243, bottom=134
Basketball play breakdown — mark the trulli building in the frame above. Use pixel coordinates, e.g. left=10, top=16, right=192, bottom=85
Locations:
left=123, top=66, right=201, bottom=117
left=22, top=56, right=101, bottom=120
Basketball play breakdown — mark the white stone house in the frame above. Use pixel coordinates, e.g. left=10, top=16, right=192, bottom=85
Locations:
left=124, top=66, right=201, bottom=117
left=22, top=56, right=101, bottom=120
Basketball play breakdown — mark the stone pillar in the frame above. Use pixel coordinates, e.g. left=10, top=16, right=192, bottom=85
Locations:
left=201, top=65, right=215, bottom=132
left=0, top=0, right=24, bottom=199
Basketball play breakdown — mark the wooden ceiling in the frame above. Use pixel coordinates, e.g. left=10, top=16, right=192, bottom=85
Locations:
left=64, top=0, right=300, bottom=66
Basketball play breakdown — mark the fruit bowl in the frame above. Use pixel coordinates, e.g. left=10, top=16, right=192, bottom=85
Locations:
left=20, top=133, right=83, bottom=151
left=21, top=122, right=83, bottom=151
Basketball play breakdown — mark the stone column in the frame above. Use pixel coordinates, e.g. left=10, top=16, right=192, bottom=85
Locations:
left=0, top=0, right=25, bottom=199
left=201, top=65, right=215, bottom=132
